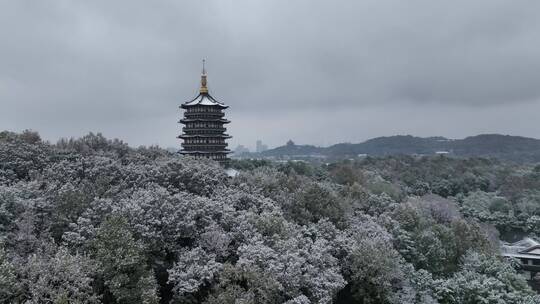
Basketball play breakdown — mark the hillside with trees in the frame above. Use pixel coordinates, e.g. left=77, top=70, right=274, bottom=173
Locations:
left=261, top=134, right=540, bottom=162
left=1, top=130, right=540, bottom=303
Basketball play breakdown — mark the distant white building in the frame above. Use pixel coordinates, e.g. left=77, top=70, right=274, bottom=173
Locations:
left=435, top=151, right=450, bottom=155
left=225, top=168, right=239, bottom=178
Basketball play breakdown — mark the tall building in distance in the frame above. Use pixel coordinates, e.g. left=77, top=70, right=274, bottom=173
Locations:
left=178, top=62, right=231, bottom=161
left=256, top=140, right=268, bottom=153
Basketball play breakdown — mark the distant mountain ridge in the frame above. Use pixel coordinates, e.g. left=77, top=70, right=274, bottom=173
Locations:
left=260, top=134, right=540, bottom=162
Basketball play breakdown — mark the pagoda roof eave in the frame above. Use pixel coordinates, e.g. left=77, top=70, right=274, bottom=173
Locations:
left=181, top=93, right=228, bottom=108
left=179, top=150, right=232, bottom=154
left=179, top=119, right=230, bottom=124
left=181, top=104, right=229, bottom=109
left=177, top=134, right=232, bottom=139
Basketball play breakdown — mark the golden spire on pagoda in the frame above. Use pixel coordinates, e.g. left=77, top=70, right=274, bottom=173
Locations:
left=200, top=59, right=208, bottom=94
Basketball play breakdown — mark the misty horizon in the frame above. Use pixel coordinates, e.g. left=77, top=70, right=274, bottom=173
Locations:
left=10, top=130, right=540, bottom=153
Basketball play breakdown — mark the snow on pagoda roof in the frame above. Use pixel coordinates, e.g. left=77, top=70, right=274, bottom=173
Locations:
left=506, top=237, right=539, bottom=249
left=182, top=93, right=228, bottom=108
left=501, top=237, right=540, bottom=259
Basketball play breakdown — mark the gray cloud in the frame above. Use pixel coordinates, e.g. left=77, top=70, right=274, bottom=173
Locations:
left=1, top=0, right=540, bottom=150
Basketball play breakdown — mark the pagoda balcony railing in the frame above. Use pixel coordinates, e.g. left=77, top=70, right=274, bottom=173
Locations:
left=185, top=110, right=224, bottom=115
left=182, top=127, right=227, bottom=133
left=179, top=118, right=230, bottom=124
left=180, top=149, right=231, bottom=154
left=182, top=143, right=228, bottom=147
left=181, top=146, right=229, bottom=151
left=185, top=108, right=224, bottom=114
left=181, top=134, right=229, bottom=138
left=183, top=113, right=224, bottom=119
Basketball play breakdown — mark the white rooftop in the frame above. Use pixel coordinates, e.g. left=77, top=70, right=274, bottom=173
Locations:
left=501, top=237, right=540, bottom=260
left=183, top=93, right=227, bottom=108
left=225, top=168, right=239, bottom=177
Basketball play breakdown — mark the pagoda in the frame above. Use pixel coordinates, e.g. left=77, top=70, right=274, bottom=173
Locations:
left=178, top=62, right=231, bottom=161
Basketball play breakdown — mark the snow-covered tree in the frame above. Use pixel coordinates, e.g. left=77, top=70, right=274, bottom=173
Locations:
left=16, top=244, right=100, bottom=303
left=435, top=251, right=539, bottom=304
left=0, top=245, right=18, bottom=302
left=1, top=131, right=538, bottom=304
left=94, top=216, right=159, bottom=304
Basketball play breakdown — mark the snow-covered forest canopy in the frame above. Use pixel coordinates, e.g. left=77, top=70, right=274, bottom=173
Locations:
left=1, top=130, right=540, bottom=304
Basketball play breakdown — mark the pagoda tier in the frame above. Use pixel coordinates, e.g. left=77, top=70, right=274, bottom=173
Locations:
left=179, top=118, right=230, bottom=124
left=178, top=134, right=232, bottom=139
left=178, top=65, right=232, bottom=162
left=181, top=150, right=231, bottom=155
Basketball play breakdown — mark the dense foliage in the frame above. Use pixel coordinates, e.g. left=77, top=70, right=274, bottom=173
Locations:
left=1, top=130, right=539, bottom=303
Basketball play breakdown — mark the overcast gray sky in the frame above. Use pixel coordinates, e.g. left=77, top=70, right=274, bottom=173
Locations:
left=1, top=0, right=540, bottom=150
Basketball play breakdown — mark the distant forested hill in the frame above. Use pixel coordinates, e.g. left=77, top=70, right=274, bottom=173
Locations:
left=261, top=134, right=540, bottom=162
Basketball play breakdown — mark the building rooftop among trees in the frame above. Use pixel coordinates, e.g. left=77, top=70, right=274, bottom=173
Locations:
left=178, top=61, right=231, bottom=161
left=502, top=238, right=540, bottom=282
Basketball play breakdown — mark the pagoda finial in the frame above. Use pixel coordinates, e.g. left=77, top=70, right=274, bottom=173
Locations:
left=200, top=59, right=208, bottom=94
